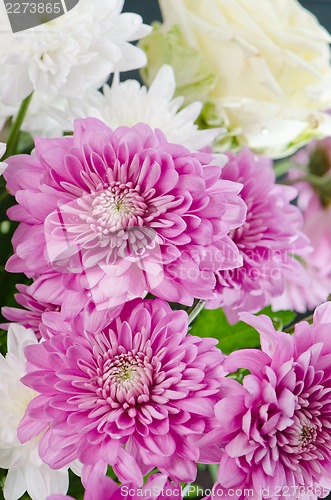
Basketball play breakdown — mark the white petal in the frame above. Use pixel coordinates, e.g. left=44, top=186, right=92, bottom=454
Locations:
left=0, top=142, right=6, bottom=157
left=38, top=64, right=221, bottom=150
left=70, top=460, right=83, bottom=477
left=148, top=65, right=176, bottom=103
left=25, top=463, right=69, bottom=500
left=4, top=468, right=26, bottom=500
left=0, top=449, right=14, bottom=469
left=7, top=324, right=37, bottom=360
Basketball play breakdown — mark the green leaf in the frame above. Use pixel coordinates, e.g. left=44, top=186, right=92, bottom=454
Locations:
left=265, top=307, right=296, bottom=331
left=67, top=470, right=84, bottom=500
left=190, top=307, right=296, bottom=354
left=0, top=469, right=6, bottom=500
left=139, top=23, right=216, bottom=104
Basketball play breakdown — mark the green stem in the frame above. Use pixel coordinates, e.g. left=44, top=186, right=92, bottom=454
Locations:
left=3, top=93, right=33, bottom=160
left=279, top=176, right=306, bottom=185
left=274, top=160, right=292, bottom=178
left=208, top=463, right=219, bottom=483
left=0, top=189, right=9, bottom=204
left=187, top=299, right=205, bottom=325
left=286, top=313, right=313, bottom=334
left=287, top=296, right=331, bottom=333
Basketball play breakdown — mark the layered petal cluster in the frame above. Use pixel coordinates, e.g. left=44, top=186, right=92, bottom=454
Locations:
left=199, top=303, right=331, bottom=497
left=1, top=283, right=58, bottom=335
left=0, top=324, right=70, bottom=500
left=18, top=299, right=226, bottom=484
left=207, top=148, right=310, bottom=323
left=1, top=275, right=123, bottom=338
left=0, top=0, right=150, bottom=107
left=49, top=473, right=182, bottom=500
left=4, top=118, right=246, bottom=308
left=27, top=65, right=222, bottom=150
left=273, top=138, right=331, bottom=313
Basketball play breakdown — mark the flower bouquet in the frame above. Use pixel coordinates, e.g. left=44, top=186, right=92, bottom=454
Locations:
left=1, top=0, right=331, bottom=499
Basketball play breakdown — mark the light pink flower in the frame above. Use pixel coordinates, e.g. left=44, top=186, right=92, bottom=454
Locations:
left=18, top=299, right=225, bottom=485
left=48, top=473, right=182, bottom=500
left=206, top=148, right=310, bottom=323
left=272, top=199, right=331, bottom=313
left=1, top=283, right=58, bottom=335
left=197, top=302, right=331, bottom=498
left=4, top=119, right=246, bottom=309
left=273, top=138, right=331, bottom=313
left=1, top=273, right=122, bottom=338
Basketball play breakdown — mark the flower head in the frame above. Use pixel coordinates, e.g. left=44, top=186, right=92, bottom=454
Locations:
left=0, top=0, right=151, bottom=106
left=0, top=324, right=71, bottom=500
left=207, top=148, right=310, bottom=323
left=198, top=302, right=331, bottom=496
left=1, top=283, right=58, bottom=335
left=18, top=299, right=226, bottom=485
left=5, top=118, right=246, bottom=308
left=273, top=138, right=331, bottom=313
left=142, top=0, right=331, bottom=157
left=1, top=274, right=122, bottom=339
left=33, top=65, right=222, bottom=149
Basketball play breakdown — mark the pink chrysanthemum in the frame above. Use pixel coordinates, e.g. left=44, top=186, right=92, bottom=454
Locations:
left=48, top=473, right=182, bottom=500
left=4, top=118, right=246, bottom=308
left=273, top=139, right=331, bottom=313
left=1, top=283, right=58, bottom=334
left=1, top=272, right=122, bottom=337
left=18, top=299, right=225, bottom=485
left=206, top=148, right=310, bottom=323
left=198, top=302, right=331, bottom=498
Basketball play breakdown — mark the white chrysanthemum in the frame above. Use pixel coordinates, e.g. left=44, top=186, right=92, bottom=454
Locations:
left=27, top=65, right=222, bottom=150
left=0, top=324, right=71, bottom=500
left=21, top=92, right=68, bottom=138
left=0, top=0, right=151, bottom=106
left=0, top=143, right=7, bottom=174
left=0, top=101, right=14, bottom=133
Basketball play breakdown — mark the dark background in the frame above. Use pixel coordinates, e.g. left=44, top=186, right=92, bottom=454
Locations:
left=301, top=0, right=331, bottom=29
left=123, top=0, right=331, bottom=30
left=122, top=0, right=331, bottom=81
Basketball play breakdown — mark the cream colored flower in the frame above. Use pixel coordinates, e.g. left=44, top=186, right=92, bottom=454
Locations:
left=142, top=0, right=331, bottom=158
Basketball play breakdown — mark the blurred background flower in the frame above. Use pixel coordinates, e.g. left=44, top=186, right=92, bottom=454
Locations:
left=273, top=135, right=331, bottom=313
